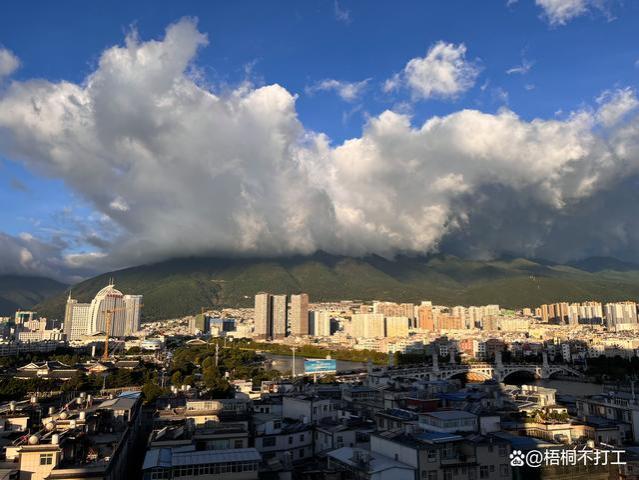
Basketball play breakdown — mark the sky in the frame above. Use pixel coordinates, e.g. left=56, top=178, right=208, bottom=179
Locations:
left=0, top=0, right=638, bottom=282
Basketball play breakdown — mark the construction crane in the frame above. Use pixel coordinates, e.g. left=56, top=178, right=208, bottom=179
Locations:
left=101, top=303, right=143, bottom=361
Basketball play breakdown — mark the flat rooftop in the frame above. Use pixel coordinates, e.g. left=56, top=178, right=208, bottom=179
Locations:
left=421, top=410, right=477, bottom=420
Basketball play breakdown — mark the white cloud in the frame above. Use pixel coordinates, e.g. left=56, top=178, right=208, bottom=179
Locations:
left=492, top=87, right=509, bottom=104
left=0, top=47, right=20, bottom=79
left=382, top=73, right=401, bottom=93
left=506, top=58, right=534, bottom=75
left=109, top=197, right=130, bottom=212
left=1, top=19, right=639, bottom=277
left=334, top=0, right=351, bottom=24
left=535, top=0, right=611, bottom=26
left=596, top=88, right=639, bottom=127
left=306, top=78, right=369, bottom=102
left=387, top=41, right=480, bottom=100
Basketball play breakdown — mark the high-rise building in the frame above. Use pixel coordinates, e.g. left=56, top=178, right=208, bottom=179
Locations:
left=190, top=313, right=209, bottom=335
left=64, top=299, right=91, bottom=341
left=254, top=293, right=272, bottom=339
left=539, top=302, right=571, bottom=324
left=385, top=316, right=409, bottom=337
left=438, top=315, right=462, bottom=330
left=88, top=285, right=126, bottom=336
left=64, top=284, right=142, bottom=340
left=350, top=313, right=385, bottom=338
left=373, top=302, right=415, bottom=319
left=564, top=301, right=603, bottom=325
left=272, top=294, right=288, bottom=338
left=63, top=295, right=76, bottom=330
left=309, top=311, right=331, bottom=337
left=14, top=311, right=36, bottom=325
left=417, top=305, right=434, bottom=331
left=124, top=295, right=143, bottom=335
left=254, top=292, right=312, bottom=339
left=605, top=301, right=638, bottom=331
left=289, top=293, right=309, bottom=336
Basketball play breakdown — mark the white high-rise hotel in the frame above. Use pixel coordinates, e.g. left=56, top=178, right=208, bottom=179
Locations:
left=64, top=284, right=143, bottom=340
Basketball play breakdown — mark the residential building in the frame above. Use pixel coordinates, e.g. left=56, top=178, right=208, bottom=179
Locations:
left=289, top=294, right=309, bottom=336
left=254, top=293, right=271, bottom=339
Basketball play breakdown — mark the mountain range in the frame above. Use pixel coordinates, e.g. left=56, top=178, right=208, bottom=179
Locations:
left=25, top=252, right=639, bottom=321
left=0, top=275, right=68, bottom=316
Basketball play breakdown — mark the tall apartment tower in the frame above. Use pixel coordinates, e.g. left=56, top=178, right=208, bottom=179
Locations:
left=289, top=293, right=309, bottom=336
left=63, top=294, right=77, bottom=335
left=272, top=294, right=288, bottom=338
left=309, top=311, right=331, bottom=336
left=417, top=305, right=434, bottom=331
left=254, top=293, right=272, bottom=339
left=124, top=295, right=143, bottom=335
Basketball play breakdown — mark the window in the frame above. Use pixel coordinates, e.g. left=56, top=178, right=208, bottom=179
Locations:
left=427, top=472, right=438, bottom=480
left=299, top=448, right=305, bottom=458
left=234, top=440, right=243, bottom=448
left=480, top=466, right=489, bottom=479
left=288, top=436, right=293, bottom=445
left=427, top=449, right=437, bottom=462
left=500, top=464, right=509, bottom=476
left=444, top=471, right=453, bottom=480
left=300, top=434, right=305, bottom=442
left=39, top=453, right=53, bottom=465
left=262, top=437, right=276, bottom=447
left=498, top=444, right=507, bottom=456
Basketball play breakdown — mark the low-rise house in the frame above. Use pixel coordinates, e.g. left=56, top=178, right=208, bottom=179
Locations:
left=327, top=447, right=415, bottom=480
left=370, top=430, right=512, bottom=480
left=418, top=410, right=478, bottom=434
left=252, top=413, right=313, bottom=466
left=15, top=361, right=79, bottom=380
left=142, top=447, right=261, bottom=480
left=13, top=392, right=143, bottom=480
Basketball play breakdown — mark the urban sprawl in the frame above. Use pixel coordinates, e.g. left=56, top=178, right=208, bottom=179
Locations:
left=2, top=286, right=639, bottom=479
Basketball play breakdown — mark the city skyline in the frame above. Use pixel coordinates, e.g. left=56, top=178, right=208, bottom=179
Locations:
left=0, top=1, right=638, bottom=282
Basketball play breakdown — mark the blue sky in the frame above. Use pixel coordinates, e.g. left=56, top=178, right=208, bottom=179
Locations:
left=1, top=0, right=638, bottom=279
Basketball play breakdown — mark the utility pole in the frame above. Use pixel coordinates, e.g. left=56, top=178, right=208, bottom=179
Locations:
left=215, top=342, right=220, bottom=368
left=292, top=347, right=297, bottom=378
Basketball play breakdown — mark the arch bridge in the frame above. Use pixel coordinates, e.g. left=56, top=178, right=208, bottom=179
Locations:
left=362, top=352, right=583, bottom=383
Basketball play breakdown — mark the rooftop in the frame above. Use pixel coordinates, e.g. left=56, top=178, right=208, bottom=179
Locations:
left=327, top=447, right=414, bottom=474
left=421, top=410, right=477, bottom=420
left=143, top=447, right=261, bottom=470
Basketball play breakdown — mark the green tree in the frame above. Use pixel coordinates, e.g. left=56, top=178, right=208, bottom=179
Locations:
left=142, top=381, right=164, bottom=404
left=171, top=371, right=183, bottom=386
left=202, top=366, right=232, bottom=397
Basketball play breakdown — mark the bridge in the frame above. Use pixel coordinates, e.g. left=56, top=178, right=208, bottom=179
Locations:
left=341, top=351, right=584, bottom=384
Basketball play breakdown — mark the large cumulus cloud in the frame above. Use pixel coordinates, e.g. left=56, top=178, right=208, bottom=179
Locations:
left=0, top=17, right=638, bottom=280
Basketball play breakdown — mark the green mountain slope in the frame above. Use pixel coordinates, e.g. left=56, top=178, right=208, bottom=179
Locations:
left=0, top=275, right=68, bottom=316
left=34, top=253, right=639, bottom=321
